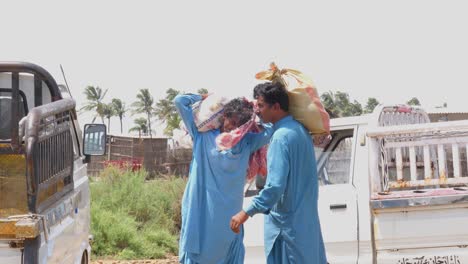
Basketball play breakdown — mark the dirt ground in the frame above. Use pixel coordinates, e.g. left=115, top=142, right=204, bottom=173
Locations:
left=91, top=256, right=179, bottom=264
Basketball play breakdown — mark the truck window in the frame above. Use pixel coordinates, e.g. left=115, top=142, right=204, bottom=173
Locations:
left=0, top=89, right=28, bottom=141
left=0, top=72, right=53, bottom=110
left=249, top=135, right=353, bottom=195
left=318, top=129, right=354, bottom=185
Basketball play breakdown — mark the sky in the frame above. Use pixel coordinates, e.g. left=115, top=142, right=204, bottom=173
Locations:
left=2, top=0, right=468, bottom=136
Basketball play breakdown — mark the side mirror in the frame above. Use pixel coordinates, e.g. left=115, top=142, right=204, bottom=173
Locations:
left=83, top=124, right=107, bottom=156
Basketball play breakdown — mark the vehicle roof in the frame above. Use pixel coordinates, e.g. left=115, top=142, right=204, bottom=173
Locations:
left=330, top=114, right=371, bottom=128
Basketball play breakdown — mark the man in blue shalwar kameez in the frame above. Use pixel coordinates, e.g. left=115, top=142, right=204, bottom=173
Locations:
left=174, top=93, right=272, bottom=264
left=230, top=82, right=328, bottom=264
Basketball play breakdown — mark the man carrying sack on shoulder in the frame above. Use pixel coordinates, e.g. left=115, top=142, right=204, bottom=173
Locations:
left=230, top=80, right=328, bottom=264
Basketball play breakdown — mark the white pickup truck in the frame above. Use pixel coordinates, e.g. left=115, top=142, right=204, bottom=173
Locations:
left=0, top=62, right=106, bottom=264
left=244, top=105, right=468, bottom=264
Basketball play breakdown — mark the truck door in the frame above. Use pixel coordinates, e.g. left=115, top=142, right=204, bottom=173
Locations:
left=317, top=127, right=359, bottom=263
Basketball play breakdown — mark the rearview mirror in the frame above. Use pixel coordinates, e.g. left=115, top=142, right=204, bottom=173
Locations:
left=83, top=124, right=107, bottom=156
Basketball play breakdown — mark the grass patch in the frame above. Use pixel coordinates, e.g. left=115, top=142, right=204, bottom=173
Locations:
left=90, top=166, right=186, bottom=260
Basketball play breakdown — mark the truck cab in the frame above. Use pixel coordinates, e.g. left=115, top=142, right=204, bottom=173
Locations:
left=244, top=105, right=468, bottom=263
left=0, top=62, right=105, bottom=264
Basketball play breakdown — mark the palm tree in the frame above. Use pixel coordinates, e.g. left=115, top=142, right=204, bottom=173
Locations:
left=132, top=89, right=155, bottom=137
left=407, top=97, right=421, bottom=106
left=102, top=103, right=115, bottom=133
left=154, top=88, right=181, bottom=136
left=320, top=91, right=362, bottom=117
left=112, top=99, right=127, bottom=134
left=197, top=88, right=209, bottom=95
left=80, top=86, right=108, bottom=123
left=321, top=91, right=338, bottom=118
left=364, top=98, right=380, bottom=114
left=129, top=117, right=148, bottom=137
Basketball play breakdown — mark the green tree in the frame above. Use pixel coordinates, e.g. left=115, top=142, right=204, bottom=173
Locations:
left=80, top=85, right=108, bottom=123
left=132, top=89, right=155, bottom=137
left=112, top=99, right=127, bottom=134
left=154, top=88, right=182, bottom=136
left=129, top=117, right=148, bottom=137
left=321, top=92, right=339, bottom=118
left=364, top=97, right=380, bottom=114
left=320, top=91, right=362, bottom=117
left=334, top=91, right=351, bottom=115
left=407, top=97, right=421, bottom=106
left=197, top=88, right=209, bottom=95
left=102, top=103, right=115, bottom=133
left=345, top=100, right=363, bottom=117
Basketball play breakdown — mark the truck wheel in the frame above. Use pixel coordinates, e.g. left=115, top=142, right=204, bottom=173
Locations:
left=81, top=251, right=88, bottom=264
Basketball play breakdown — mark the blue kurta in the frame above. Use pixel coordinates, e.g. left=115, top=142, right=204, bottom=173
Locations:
left=244, top=115, right=327, bottom=264
left=174, top=94, right=271, bottom=264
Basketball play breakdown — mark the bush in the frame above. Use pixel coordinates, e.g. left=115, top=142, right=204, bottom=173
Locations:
left=91, top=166, right=186, bottom=259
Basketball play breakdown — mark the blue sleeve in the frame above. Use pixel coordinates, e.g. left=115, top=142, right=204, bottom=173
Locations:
left=173, top=94, right=202, bottom=139
left=242, top=123, right=273, bottom=153
left=244, top=138, right=290, bottom=216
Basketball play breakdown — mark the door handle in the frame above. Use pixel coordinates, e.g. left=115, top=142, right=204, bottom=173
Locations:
left=330, top=204, right=347, bottom=210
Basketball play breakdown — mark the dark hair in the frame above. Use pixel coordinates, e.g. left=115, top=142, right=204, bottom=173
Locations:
left=223, top=97, right=253, bottom=126
left=253, top=81, right=289, bottom=111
